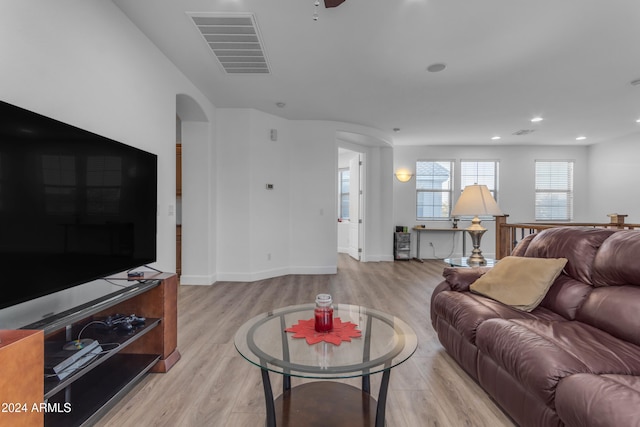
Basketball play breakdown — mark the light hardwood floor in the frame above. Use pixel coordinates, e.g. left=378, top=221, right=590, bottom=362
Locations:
left=95, top=254, right=516, bottom=427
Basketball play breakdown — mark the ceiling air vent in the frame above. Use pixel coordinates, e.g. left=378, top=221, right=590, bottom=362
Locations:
left=512, top=129, right=536, bottom=136
left=189, top=13, right=270, bottom=74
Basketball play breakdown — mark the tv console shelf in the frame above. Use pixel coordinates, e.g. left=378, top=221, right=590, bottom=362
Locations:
left=0, top=272, right=180, bottom=427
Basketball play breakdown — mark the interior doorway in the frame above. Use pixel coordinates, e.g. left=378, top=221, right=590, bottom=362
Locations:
left=337, top=147, right=364, bottom=261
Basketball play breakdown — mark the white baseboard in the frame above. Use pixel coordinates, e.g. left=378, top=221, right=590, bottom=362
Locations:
left=287, top=265, right=337, bottom=275
left=178, top=274, right=216, bottom=286
left=216, top=265, right=337, bottom=283
left=361, top=254, right=394, bottom=262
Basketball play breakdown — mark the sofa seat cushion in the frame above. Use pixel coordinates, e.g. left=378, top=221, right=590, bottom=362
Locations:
left=432, top=291, right=563, bottom=344
left=476, top=318, right=640, bottom=408
left=556, top=374, right=640, bottom=427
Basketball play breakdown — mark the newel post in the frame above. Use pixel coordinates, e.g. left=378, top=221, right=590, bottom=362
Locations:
left=607, top=213, right=628, bottom=229
left=495, top=214, right=509, bottom=260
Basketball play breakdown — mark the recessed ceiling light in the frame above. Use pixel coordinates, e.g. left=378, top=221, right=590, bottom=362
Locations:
left=393, top=128, right=401, bottom=132
left=636, top=118, right=640, bottom=123
left=491, top=136, right=501, bottom=140
left=531, top=117, right=544, bottom=123
left=576, top=136, right=587, bottom=141
left=426, top=63, right=447, bottom=73
left=275, top=102, right=286, bottom=108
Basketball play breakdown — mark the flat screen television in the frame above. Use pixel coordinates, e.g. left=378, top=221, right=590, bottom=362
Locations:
left=0, top=100, right=158, bottom=310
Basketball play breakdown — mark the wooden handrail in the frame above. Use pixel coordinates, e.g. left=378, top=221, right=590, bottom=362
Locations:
left=495, top=214, right=640, bottom=259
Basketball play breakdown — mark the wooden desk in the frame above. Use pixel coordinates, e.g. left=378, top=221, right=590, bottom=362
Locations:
left=412, top=227, right=466, bottom=261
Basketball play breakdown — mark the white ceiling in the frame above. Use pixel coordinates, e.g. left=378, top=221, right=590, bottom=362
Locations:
left=113, top=0, right=640, bottom=146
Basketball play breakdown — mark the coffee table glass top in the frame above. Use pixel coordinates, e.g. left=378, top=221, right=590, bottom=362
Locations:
left=445, top=257, right=496, bottom=267
left=234, top=303, right=417, bottom=379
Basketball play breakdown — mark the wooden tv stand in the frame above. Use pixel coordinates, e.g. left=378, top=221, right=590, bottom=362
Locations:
left=0, top=273, right=180, bottom=427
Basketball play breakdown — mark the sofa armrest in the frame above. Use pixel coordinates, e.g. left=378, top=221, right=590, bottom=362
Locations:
left=442, top=266, right=491, bottom=292
left=430, top=267, right=491, bottom=328
left=556, top=374, right=640, bottom=427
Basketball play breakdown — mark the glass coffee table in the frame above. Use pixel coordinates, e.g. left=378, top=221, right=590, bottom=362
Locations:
left=234, top=303, right=417, bottom=427
left=445, top=257, right=497, bottom=267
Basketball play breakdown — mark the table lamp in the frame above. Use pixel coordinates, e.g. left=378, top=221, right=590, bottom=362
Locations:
left=451, top=184, right=503, bottom=266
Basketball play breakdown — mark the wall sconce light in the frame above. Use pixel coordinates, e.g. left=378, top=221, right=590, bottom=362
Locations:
left=394, top=169, right=413, bottom=182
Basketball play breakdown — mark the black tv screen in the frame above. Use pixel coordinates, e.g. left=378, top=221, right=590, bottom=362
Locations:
left=0, top=100, right=157, bottom=310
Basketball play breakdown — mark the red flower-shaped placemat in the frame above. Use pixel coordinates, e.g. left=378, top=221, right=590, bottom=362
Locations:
left=285, top=317, right=361, bottom=345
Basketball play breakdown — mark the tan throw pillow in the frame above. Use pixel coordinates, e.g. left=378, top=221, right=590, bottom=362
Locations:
left=469, top=256, right=568, bottom=312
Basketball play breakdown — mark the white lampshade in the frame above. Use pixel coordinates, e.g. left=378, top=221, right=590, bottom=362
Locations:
left=451, top=184, right=503, bottom=217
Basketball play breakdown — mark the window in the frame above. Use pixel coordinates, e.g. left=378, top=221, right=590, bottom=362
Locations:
left=416, top=161, right=453, bottom=219
left=535, top=160, right=574, bottom=221
left=338, top=168, right=350, bottom=220
left=460, top=160, right=499, bottom=209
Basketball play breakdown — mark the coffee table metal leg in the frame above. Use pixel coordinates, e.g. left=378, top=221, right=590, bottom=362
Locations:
left=260, top=368, right=276, bottom=427
left=362, top=375, right=370, bottom=394
left=375, top=369, right=391, bottom=427
left=279, top=315, right=292, bottom=394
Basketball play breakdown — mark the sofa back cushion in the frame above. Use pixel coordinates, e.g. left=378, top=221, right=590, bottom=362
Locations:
left=576, top=286, right=640, bottom=346
left=539, top=275, right=593, bottom=320
left=592, top=229, right=640, bottom=287
left=523, top=227, right=616, bottom=285
left=510, top=233, right=536, bottom=257
left=574, top=230, right=640, bottom=345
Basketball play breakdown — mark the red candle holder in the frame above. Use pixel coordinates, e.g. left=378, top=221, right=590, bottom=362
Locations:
left=314, top=294, right=334, bottom=332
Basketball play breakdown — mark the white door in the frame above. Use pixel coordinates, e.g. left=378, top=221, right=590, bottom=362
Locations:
left=348, top=154, right=362, bottom=260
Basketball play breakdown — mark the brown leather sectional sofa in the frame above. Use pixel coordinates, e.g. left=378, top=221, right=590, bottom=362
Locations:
left=430, top=227, right=640, bottom=427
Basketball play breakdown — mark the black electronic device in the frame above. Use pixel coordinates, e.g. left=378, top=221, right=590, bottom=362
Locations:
left=0, top=100, right=158, bottom=310
left=103, top=313, right=146, bottom=331
left=127, top=271, right=144, bottom=279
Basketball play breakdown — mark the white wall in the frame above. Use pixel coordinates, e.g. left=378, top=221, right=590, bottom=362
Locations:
left=180, top=119, right=217, bottom=285
left=393, top=144, right=589, bottom=259
left=249, top=110, right=292, bottom=278
left=588, top=131, right=640, bottom=223
left=216, top=109, right=292, bottom=281
left=0, top=0, right=215, bottom=273
left=214, top=113, right=395, bottom=280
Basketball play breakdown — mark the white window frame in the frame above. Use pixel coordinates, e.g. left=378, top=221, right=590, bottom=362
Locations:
left=416, top=160, right=454, bottom=220
left=459, top=159, right=499, bottom=201
left=535, top=160, right=574, bottom=221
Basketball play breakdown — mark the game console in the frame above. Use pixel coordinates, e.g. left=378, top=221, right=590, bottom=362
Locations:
left=45, top=339, right=103, bottom=380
